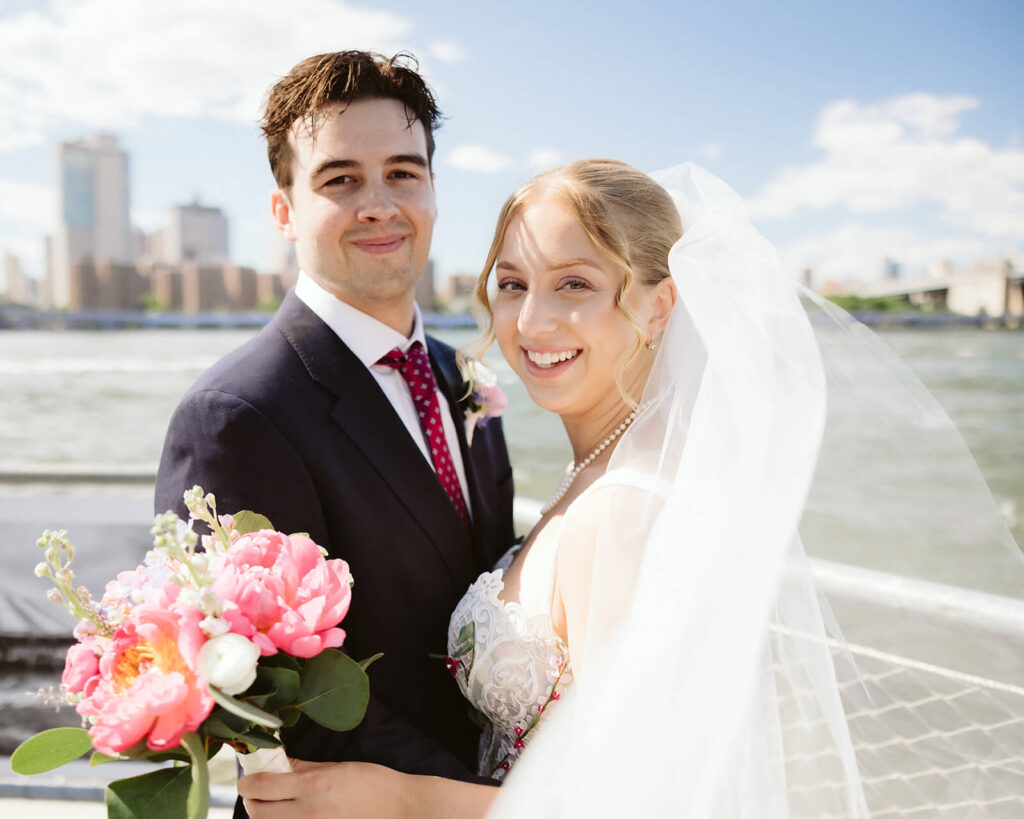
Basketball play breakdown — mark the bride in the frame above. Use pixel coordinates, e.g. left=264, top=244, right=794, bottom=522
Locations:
left=239, top=160, right=1024, bottom=817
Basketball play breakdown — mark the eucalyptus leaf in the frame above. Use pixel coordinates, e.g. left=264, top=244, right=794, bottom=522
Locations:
left=202, top=715, right=247, bottom=742
left=11, top=727, right=92, bottom=774
left=239, top=728, right=283, bottom=750
left=245, top=666, right=300, bottom=710
left=209, top=685, right=282, bottom=729
left=233, top=510, right=274, bottom=535
left=259, top=653, right=303, bottom=672
left=181, top=732, right=210, bottom=819
left=205, top=707, right=252, bottom=735
left=295, top=650, right=370, bottom=732
left=357, top=652, right=384, bottom=672
left=106, top=767, right=192, bottom=819
left=280, top=707, right=302, bottom=727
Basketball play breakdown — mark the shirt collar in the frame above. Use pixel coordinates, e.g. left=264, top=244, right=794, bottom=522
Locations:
left=294, top=270, right=427, bottom=368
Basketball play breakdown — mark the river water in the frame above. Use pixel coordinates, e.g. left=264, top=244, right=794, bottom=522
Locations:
left=0, top=326, right=1021, bottom=585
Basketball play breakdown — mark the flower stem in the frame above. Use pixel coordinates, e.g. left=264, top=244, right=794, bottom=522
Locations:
left=181, top=731, right=210, bottom=819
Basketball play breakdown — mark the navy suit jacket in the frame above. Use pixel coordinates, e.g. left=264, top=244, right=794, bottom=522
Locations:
left=155, top=291, right=515, bottom=794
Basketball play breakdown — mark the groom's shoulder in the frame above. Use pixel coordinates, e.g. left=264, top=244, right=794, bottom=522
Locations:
left=185, top=294, right=318, bottom=403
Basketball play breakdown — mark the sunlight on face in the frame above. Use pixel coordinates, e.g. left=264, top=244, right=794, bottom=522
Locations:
left=491, top=191, right=658, bottom=420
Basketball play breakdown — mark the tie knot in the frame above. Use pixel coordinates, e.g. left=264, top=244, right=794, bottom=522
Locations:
left=378, top=342, right=436, bottom=391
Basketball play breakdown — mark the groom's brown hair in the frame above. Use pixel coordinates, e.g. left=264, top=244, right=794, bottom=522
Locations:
left=261, top=50, right=442, bottom=189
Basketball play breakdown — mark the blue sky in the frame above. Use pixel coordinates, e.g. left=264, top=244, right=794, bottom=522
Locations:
left=0, top=0, right=1021, bottom=288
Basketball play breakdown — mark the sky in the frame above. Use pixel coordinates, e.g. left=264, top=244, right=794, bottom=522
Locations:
left=0, top=0, right=1021, bottom=289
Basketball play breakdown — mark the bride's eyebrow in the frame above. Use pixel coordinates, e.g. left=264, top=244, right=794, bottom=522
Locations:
left=495, top=257, right=601, bottom=273
left=550, top=257, right=601, bottom=271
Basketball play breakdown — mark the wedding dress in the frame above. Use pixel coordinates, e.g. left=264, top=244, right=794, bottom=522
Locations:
left=446, top=512, right=574, bottom=780
left=451, top=164, right=1024, bottom=817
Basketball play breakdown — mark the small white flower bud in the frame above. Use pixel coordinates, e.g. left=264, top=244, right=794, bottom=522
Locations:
left=34, top=562, right=48, bottom=578
left=199, top=616, right=231, bottom=637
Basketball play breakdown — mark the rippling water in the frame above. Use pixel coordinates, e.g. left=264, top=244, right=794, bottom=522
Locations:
left=1, top=327, right=1021, bottom=569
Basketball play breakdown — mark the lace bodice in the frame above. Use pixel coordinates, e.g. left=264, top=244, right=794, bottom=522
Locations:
left=447, top=545, right=572, bottom=780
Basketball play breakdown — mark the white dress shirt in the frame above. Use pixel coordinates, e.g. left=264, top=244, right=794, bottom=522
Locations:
left=294, top=272, right=472, bottom=514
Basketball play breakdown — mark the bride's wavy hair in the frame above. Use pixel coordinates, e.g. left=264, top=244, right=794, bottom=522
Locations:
left=468, top=158, right=682, bottom=405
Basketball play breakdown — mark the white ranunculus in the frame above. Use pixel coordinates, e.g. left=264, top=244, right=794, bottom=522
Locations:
left=197, top=633, right=261, bottom=695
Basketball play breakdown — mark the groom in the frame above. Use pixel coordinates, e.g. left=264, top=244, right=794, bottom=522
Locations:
left=155, top=50, right=514, bottom=800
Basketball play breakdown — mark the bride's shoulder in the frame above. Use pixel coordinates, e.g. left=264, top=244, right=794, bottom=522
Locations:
left=566, top=468, right=669, bottom=519
left=556, top=468, right=668, bottom=563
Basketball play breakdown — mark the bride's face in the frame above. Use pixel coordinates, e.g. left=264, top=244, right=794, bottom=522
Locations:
left=492, top=192, right=662, bottom=418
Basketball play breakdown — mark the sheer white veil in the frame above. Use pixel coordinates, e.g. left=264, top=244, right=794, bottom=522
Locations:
left=488, top=163, right=1024, bottom=817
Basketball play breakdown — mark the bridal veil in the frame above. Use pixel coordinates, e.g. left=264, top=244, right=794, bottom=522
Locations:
left=488, top=164, right=1024, bottom=817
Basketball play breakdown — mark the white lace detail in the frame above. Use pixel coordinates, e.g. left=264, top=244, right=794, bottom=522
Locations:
left=447, top=563, right=571, bottom=780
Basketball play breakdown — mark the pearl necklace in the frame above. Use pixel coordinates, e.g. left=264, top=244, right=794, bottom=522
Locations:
left=540, top=407, right=641, bottom=516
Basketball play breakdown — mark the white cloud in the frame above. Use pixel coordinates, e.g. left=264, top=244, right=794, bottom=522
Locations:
left=0, top=177, right=52, bottom=228
left=698, top=142, right=723, bottom=161
left=446, top=144, right=512, bottom=174
left=0, top=0, right=413, bottom=152
left=747, top=94, right=1024, bottom=242
left=526, top=148, right=563, bottom=171
left=429, top=40, right=465, bottom=63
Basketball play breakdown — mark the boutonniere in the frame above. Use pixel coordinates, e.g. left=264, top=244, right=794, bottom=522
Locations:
left=459, top=358, right=508, bottom=446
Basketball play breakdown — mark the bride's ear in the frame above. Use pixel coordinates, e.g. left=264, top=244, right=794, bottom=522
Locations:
left=646, top=277, right=677, bottom=340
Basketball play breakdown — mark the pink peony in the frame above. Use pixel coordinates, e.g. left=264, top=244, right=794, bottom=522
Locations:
left=62, top=642, right=101, bottom=693
left=76, top=597, right=215, bottom=755
left=211, top=530, right=351, bottom=658
left=478, top=382, right=507, bottom=416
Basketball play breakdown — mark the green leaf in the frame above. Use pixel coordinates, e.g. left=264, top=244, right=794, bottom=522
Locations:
left=232, top=510, right=274, bottom=535
left=279, top=707, right=302, bottom=727
left=90, top=751, right=120, bottom=767
left=10, top=727, right=92, bottom=774
left=295, top=649, right=370, bottom=732
left=181, top=732, right=210, bottom=819
left=245, top=666, right=301, bottom=710
left=238, top=728, right=283, bottom=750
left=106, top=767, right=192, bottom=819
left=209, top=685, right=282, bottom=729
left=258, top=653, right=303, bottom=672
left=357, top=652, right=384, bottom=672
left=201, top=715, right=246, bottom=743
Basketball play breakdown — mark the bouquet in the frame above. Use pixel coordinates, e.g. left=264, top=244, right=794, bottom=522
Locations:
left=11, top=486, right=377, bottom=819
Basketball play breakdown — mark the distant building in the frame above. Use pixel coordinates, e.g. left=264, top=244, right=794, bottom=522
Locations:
left=2, top=252, right=36, bottom=305
left=68, top=260, right=147, bottom=310
left=883, top=258, right=901, bottom=280
left=415, top=258, right=437, bottom=311
left=442, top=273, right=478, bottom=313
left=52, top=135, right=133, bottom=308
left=165, top=200, right=229, bottom=265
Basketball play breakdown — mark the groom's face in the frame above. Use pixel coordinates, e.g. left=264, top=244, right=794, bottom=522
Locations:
left=271, top=97, right=437, bottom=332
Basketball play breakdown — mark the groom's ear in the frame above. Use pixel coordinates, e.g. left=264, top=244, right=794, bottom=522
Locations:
left=647, top=277, right=677, bottom=339
left=271, top=189, right=298, bottom=242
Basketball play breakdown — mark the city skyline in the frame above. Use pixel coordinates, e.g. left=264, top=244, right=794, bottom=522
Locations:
left=0, top=0, right=1021, bottom=290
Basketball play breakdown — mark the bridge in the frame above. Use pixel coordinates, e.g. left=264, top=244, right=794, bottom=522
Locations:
left=0, top=307, right=479, bottom=331
left=857, top=261, right=1024, bottom=320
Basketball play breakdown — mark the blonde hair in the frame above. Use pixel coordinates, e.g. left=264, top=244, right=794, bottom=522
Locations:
left=471, top=159, right=682, bottom=402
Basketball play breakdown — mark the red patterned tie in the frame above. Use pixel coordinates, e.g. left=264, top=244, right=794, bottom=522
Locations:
left=378, top=342, right=470, bottom=527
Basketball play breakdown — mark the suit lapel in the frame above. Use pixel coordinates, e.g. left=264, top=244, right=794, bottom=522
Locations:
left=274, top=294, right=472, bottom=583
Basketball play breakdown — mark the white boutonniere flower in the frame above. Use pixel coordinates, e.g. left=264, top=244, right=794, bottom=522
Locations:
left=459, top=358, right=508, bottom=446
